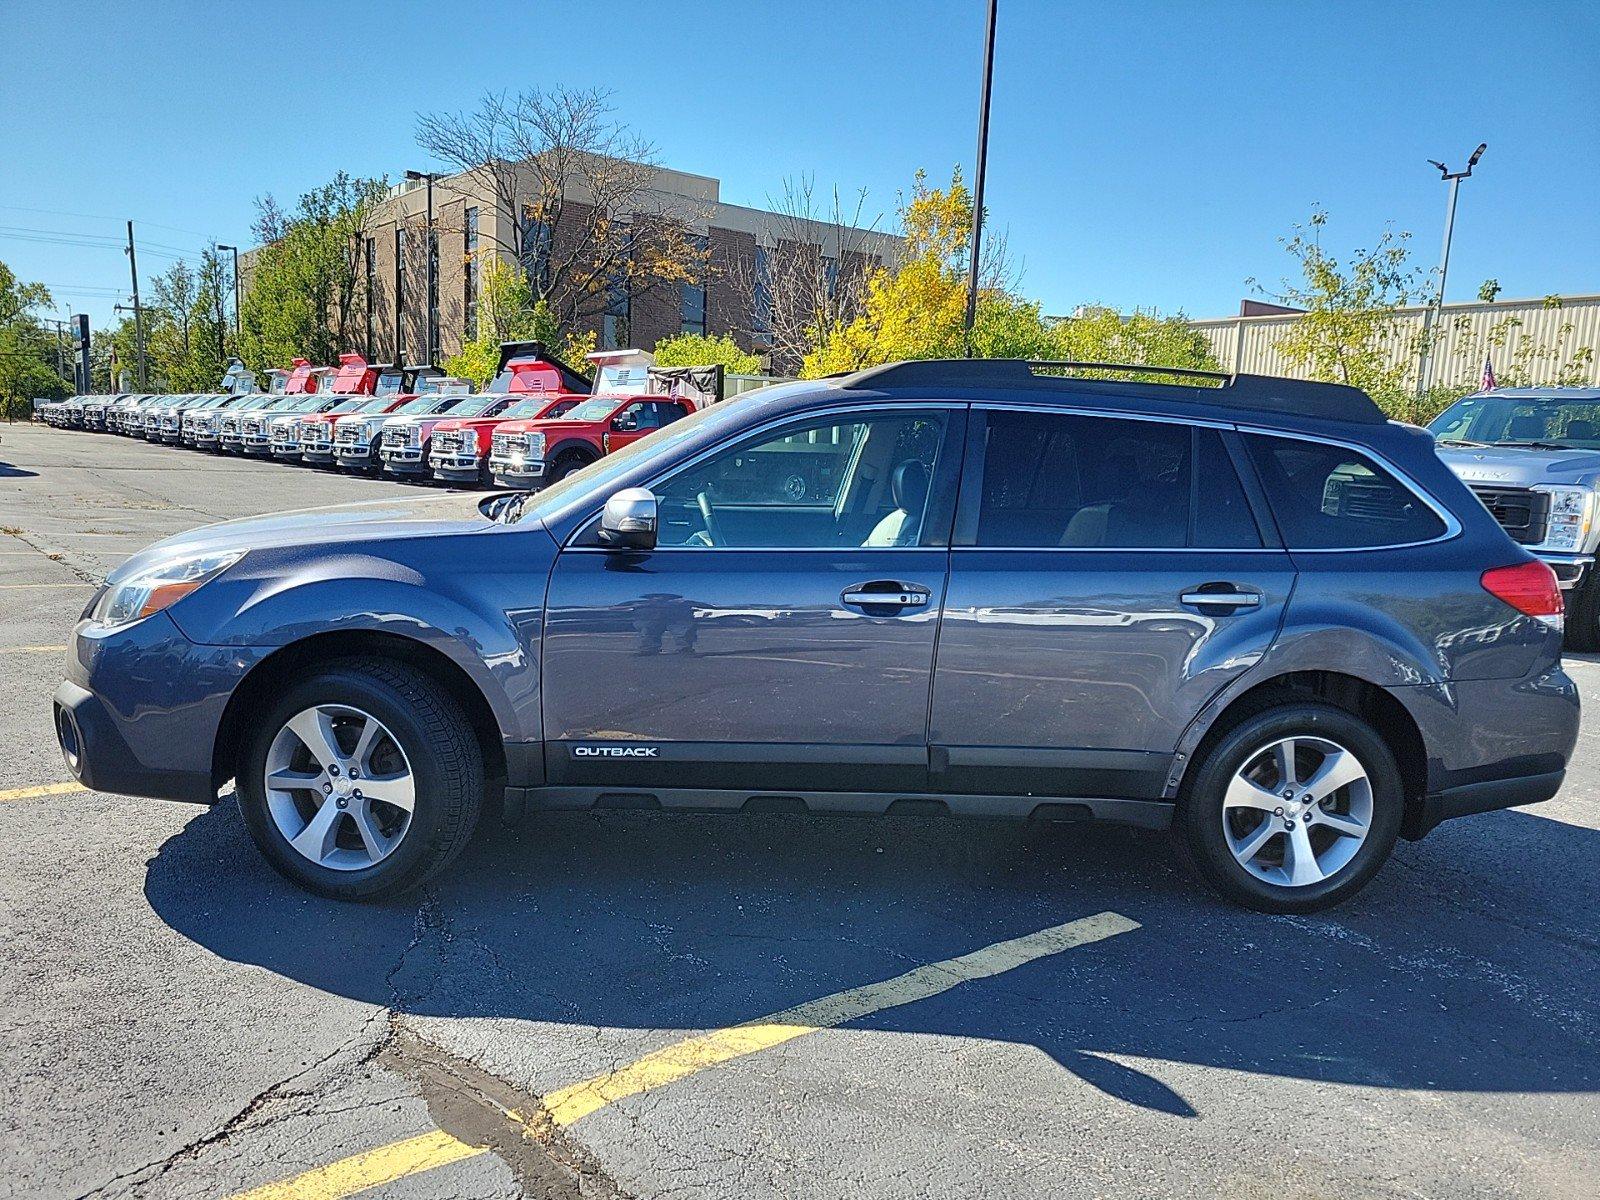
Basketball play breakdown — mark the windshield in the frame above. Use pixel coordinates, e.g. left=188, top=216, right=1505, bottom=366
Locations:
left=563, top=398, right=622, bottom=422
left=595, top=364, right=651, bottom=395
left=388, top=395, right=444, bottom=415
left=323, top=398, right=368, bottom=414
left=1430, top=394, right=1600, bottom=448
left=499, top=395, right=561, bottom=420
left=446, top=393, right=507, bottom=418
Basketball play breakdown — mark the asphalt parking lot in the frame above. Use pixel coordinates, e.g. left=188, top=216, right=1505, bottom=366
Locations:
left=1, top=420, right=1597, bottom=1200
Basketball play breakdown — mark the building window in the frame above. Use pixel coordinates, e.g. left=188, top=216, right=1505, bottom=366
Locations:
left=753, top=245, right=773, bottom=345
left=680, top=281, right=707, bottom=337
left=602, top=257, right=631, bottom=350
left=364, top=236, right=376, bottom=358
left=427, top=228, right=440, bottom=362
left=464, top=207, right=479, bottom=341
left=822, top=254, right=839, bottom=299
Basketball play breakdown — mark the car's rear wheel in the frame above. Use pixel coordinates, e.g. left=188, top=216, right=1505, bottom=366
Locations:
left=1175, top=703, right=1402, bottom=913
left=237, top=657, right=483, bottom=901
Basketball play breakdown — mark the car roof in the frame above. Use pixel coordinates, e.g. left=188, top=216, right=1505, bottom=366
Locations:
left=826, top=359, right=1387, bottom=428
left=1471, top=387, right=1600, bottom=400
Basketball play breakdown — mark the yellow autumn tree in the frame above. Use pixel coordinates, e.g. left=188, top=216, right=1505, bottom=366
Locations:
left=801, top=168, right=1055, bottom=377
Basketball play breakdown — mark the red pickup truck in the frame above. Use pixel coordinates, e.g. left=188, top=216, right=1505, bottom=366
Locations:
left=485, top=350, right=723, bottom=489
left=426, top=342, right=591, bottom=485
left=292, top=353, right=383, bottom=465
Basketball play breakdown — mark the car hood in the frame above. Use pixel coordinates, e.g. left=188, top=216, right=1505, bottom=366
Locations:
left=1437, top=444, right=1600, bottom=488
left=110, top=493, right=503, bottom=583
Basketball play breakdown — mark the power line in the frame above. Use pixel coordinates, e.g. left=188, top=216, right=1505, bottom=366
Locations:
left=0, top=203, right=215, bottom=241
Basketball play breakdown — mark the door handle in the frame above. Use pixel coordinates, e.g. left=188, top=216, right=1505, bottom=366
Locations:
left=842, top=581, right=932, bottom=610
left=1180, top=584, right=1263, bottom=610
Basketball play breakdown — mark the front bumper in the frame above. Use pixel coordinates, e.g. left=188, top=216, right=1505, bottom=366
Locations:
left=241, top=435, right=274, bottom=455
left=488, top=455, right=548, bottom=488
left=430, top=451, right=484, bottom=483
left=335, top=444, right=377, bottom=469
left=380, top=444, right=430, bottom=476
left=299, top=444, right=336, bottom=464
left=53, top=610, right=265, bottom=804
left=270, top=442, right=303, bottom=460
left=1534, top=552, right=1592, bottom=591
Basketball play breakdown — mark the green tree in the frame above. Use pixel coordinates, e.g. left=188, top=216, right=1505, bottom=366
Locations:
left=1048, top=306, right=1219, bottom=376
left=0, top=260, right=68, bottom=417
left=443, top=256, right=596, bottom=387
left=803, top=168, right=1056, bottom=375
left=240, top=173, right=388, bottom=372
left=1250, top=209, right=1430, bottom=419
left=651, top=332, right=761, bottom=374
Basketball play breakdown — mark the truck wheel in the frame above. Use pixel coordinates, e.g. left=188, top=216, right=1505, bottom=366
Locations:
left=1174, top=703, right=1403, bottom=914
left=1564, top=573, right=1600, bottom=652
left=548, top=451, right=594, bottom=483
left=236, top=657, right=484, bottom=901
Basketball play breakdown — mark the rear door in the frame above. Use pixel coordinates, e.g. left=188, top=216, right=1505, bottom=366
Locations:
left=929, top=405, right=1295, bottom=804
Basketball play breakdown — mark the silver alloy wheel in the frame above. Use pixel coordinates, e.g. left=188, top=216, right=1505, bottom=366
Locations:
left=263, top=704, right=416, bottom=871
left=1222, top=735, right=1373, bottom=888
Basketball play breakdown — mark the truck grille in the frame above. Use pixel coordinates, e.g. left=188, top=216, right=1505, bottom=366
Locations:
left=271, top=424, right=294, bottom=445
left=432, top=431, right=462, bottom=455
left=491, top=432, right=520, bottom=456
left=1468, top=485, right=1550, bottom=545
left=336, top=424, right=365, bottom=446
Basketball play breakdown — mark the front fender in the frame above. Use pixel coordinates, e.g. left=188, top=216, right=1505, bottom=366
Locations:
left=168, top=533, right=556, bottom=742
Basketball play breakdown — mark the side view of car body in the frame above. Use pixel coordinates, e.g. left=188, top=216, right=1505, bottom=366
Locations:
left=54, top=360, right=1578, bottom=913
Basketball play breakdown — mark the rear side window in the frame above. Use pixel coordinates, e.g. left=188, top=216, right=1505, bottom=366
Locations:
left=975, top=411, right=1190, bottom=547
left=1244, top=434, right=1446, bottom=549
left=970, top=411, right=1263, bottom=549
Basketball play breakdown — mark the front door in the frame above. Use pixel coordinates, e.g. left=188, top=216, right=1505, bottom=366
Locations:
left=929, top=406, right=1295, bottom=803
left=542, top=406, right=963, bottom=798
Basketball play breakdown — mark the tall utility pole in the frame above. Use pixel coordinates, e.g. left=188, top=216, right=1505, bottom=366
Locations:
left=962, top=0, right=999, bottom=355
left=1415, top=143, right=1486, bottom=399
left=215, top=244, right=242, bottom=337
left=125, top=220, right=147, bottom=388
left=406, top=170, right=439, bottom=364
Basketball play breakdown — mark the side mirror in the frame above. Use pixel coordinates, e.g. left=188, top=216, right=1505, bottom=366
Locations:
left=598, top=487, right=657, bottom=550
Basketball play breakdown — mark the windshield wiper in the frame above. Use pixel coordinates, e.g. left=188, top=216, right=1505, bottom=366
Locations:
left=1436, top=438, right=1489, bottom=448
left=1494, top=440, right=1571, bottom=450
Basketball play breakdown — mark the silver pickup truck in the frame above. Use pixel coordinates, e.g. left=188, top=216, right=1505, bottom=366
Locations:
left=1431, top=386, right=1600, bottom=649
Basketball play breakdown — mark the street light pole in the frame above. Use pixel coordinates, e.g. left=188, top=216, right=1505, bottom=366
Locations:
left=406, top=170, right=439, bottom=364
left=1416, top=143, right=1486, bottom=399
left=216, top=244, right=242, bottom=338
left=962, top=0, right=999, bottom=356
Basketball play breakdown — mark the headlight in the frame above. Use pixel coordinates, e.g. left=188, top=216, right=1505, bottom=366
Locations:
left=526, top=432, right=546, bottom=458
left=1534, top=486, right=1594, bottom=552
left=91, top=550, right=244, bottom=629
left=409, top=425, right=422, bottom=446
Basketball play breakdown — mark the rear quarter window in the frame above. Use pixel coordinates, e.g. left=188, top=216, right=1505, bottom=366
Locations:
left=1245, top=434, right=1446, bottom=549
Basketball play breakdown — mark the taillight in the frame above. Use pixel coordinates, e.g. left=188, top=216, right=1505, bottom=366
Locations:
left=1481, top=561, right=1563, bottom=630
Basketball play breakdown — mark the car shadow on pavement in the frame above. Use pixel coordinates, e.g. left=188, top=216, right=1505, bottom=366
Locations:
left=144, top=801, right=1599, bottom=1120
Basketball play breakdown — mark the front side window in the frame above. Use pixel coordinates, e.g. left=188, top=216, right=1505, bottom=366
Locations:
left=651, top=411, right=949, bottom=549
left=1245, top=434, right=1445, bottom=549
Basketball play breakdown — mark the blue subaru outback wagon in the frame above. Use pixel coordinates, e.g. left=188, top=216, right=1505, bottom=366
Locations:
left=54, top=360, right=1578, bottom=912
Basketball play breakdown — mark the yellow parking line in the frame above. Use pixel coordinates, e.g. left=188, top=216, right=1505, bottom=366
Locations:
left=0, top=582, right=92, bottom=589
left=228, top=1131, right=482, bottom=1200
left=0, top=781, right=87, bottom=802
left=5, top=645, right=67, bottom=653
left=226, top=911, right=1139, bottom=1199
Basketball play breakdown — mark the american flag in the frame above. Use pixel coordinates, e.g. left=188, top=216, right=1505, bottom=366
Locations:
left=1481, top=356, right=1497, bottom=391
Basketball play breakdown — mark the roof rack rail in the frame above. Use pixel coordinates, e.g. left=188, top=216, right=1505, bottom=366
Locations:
left=838, top=358, right=1386, bottom=424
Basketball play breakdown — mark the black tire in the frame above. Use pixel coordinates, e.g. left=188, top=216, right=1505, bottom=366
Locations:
left=1565, top=573, right=1600, bottom=652
left=1174, top=703, right=1403, bottom=914
left=236, top=656, right=483, bottom=901
left=548, top=450, right=594, bottom=484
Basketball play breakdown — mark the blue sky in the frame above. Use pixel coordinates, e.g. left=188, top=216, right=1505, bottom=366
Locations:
left=3, top=0, right=1596, bottom=330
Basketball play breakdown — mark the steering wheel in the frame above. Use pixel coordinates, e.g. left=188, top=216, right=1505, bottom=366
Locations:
left=696, top=490, right=724, bottom=547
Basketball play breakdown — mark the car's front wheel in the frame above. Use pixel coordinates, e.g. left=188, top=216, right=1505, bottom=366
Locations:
left=237, top=657, right=483, bottom=901
left=1175, top=703, right=1402, bottom=913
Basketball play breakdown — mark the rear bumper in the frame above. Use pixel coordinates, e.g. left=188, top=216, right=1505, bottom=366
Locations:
left=1396, top=664, right=1580, bottom=838
left=1405, top=770, right=1566, bottom=839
